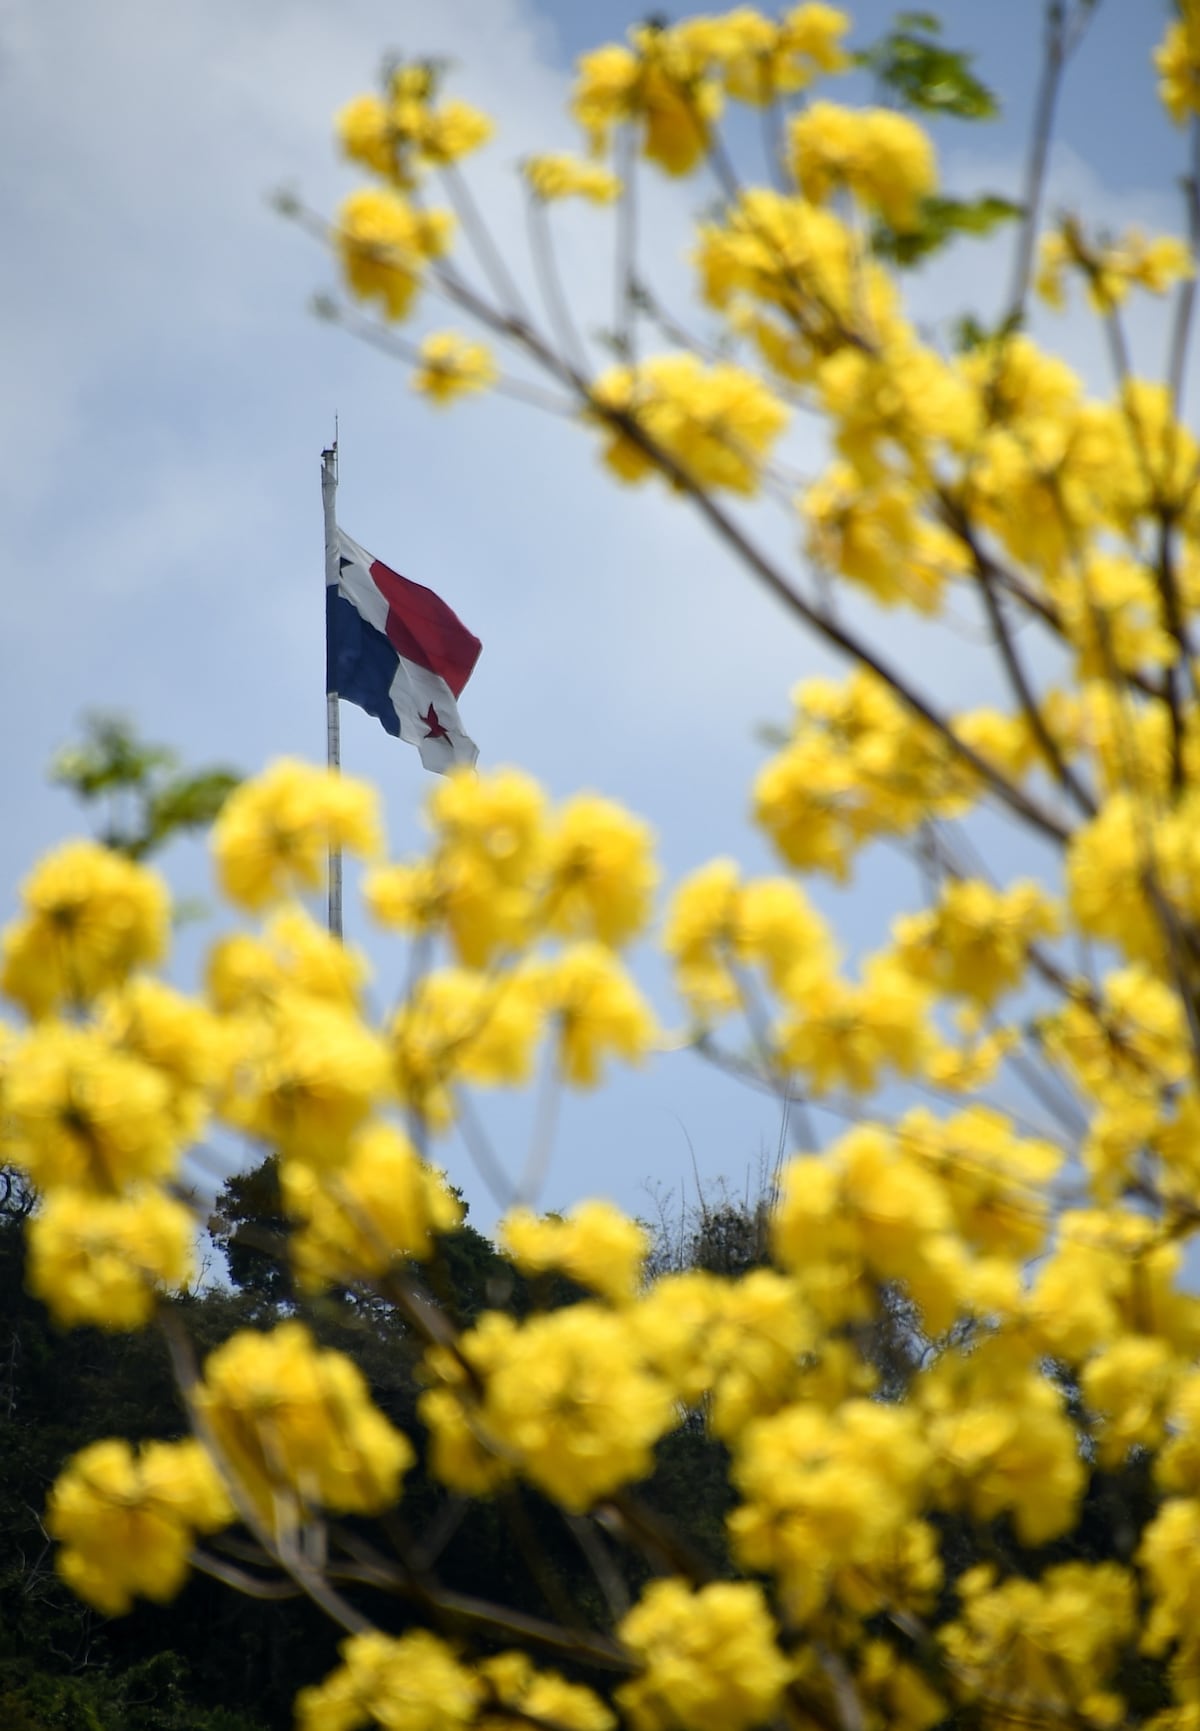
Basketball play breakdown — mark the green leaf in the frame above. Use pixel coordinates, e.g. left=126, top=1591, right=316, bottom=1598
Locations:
left=872, top=192, right=1023, bottom=267
left=950, top=306, right=1026, bottom=352
left=50, top=713, right=241, bottom=860
left=858, top=14, right=1000, bottom=121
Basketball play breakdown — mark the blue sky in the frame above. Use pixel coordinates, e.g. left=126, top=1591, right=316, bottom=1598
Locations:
left=0, top=0, right=1189, bottom=1232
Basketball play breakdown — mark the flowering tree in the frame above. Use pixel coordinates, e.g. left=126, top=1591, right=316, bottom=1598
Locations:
left=10, top=4, right=1200, bottom=1728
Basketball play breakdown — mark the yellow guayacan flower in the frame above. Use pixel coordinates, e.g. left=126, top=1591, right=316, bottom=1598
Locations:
left=591, top=353, right=788, bottom=496
left=47, top=1438, right=231, bottom=1616
left=940, top=1562, right=1136, bottom=1728
left=803, top=464, right=969, bottom=612
left=282, top=1120, right=462, bottom=1290
left=5, top=1022, right=180, bottom=1195
left=416, top=98, right=493, bottom=165
left=479, top=1652, right=615, bottom=1731
left=1082, top=1336, right=1180, bottom=1468
left=685, top=3, right=849, bottom=105
left=499, top=1199, right=648, bottom=1303
left=663, top=860, right=836, bottom=1021
left=336, top=92, right=397, bottom=178
left=212, top=759, right=381, bottom=911
left=523, top=153, right=622, bottom=202
left=463, top=1302, right=675, bottom=1511
left=27, top=1186, right=195, bottom=1329
left=775, top=1124, right=969, bottom=1335
left=543, top=793, right=659, bottom=946
left=1139, top=1495, right=1200, bottom=1662
left=730, top=1398, right=931, bottom=1622
left=412, top=331, right=498, bottom=404
left=897, top=1106, right=1061, bottom=1262
left=425, top=765, right=544, bottom=872
left=335, top=187, right=454, bottom=322
left=388, top=965, right=543, bottom=1129
left=818, top=337, right=979, bottom=483
left=695, top=189, right=867, bottom=374
left=789, top=102, right=936, bottom=231
left=531, top=942, right=657, bottom=1086
left=206, top=904, right=369, bottom=1016
left=195, top=1322, right=413, bottom=1526
left=919, top=1338, right=1086, bottom=1545
left=1037, top=220, right=1193, bottom=313
left=572, top=25, right=722, bottom=176
left=296, top=1630, right=481, bottom=1731
left=1, top=839, right=169, bottom=1019
left=891, top=877, right=1060, bottom=1009
left=1044, top=966, right=1191, bottom=1107
left=98, top=976, right=226, bottom=1139
left=616, top=1579, right=790, bottom=1731
left=775, top=958, right=932, bottom=1097
left=1155, top=8, right=1200, bottom=125
left=220, top=994, right=391, bottom=1167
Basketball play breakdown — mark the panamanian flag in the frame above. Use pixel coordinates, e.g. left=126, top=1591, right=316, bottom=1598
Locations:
left=327, top=528, right=481, bottom=774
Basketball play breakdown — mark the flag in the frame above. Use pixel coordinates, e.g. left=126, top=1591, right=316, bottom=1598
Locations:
left=327, top=528, right=482, bottom=773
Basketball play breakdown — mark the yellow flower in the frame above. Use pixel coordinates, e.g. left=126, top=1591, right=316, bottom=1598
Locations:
left=6, top=1022, right=179, bottom=1195
left=336, top=92, right=396, bottom=178
left=206, top=904, right=369, bottom=1017
left=920, top=1340, right=1086, bottom=1544
left=296, top=1630, right=481, bottom=1731
left=1, top=839, right=169, bottom=1019
left=220, top=994, right=391, bottom=1167
left=212, top=760, right=382, bottom=911
left=531, top=942, right=657, bottom=1086
left=195, top=1323, right=413, bottom=1527
left=388, top=966, right=543, bottom=1129
left=479, top=1652, right=615, bottom=1731
left=789, top=102, right=936, bottom=231
left=1037, top=220, right=1194, bottom=312
left=1140, top=1495, right=1200, bottom=1659
left=412, top=331, right=498, bottom=404
left=464, top=1302, right=675, bottom=1510
left=1156, top=12, right=1200, bottom=125
left=1083, top=1336, right=1180, bottom=1468
left=416, top=98, right=493, bottom=165
left=27, top=1186, right=195, bottom=1329
left=573, top=27, right=722, bottom=176
left=98, top=976, right=226, bottom=1138
left=283, top=1121, right=462, bottom=1290
left=1043, top=966, right=1191, bottom=1106
left=47, top=1438, right=231, bottom=1616
left=499, top=1199, right=648, bottom=1303
left=616, top=1579, right=790, bottom=1731
left=524, top=153, right=622, bottom=203
left=940, top=1562, right=1136, bottom=1728
left=543, top=794, right=658, bottom=946
left=731, top=1398, right=930, bottom=1622
left=692, top=3, right=850, bottom=104
left=891, top=877, right=1059, bottom=1008
left=897, top=1106, right=1061, bottom=1262
left=336, top=187, right=454, bottom=322
left=591, top=353, right=788, bottom=495
left=776, top=958, right=931, bottom=1097
left=803, top=464, right=969, bottom=612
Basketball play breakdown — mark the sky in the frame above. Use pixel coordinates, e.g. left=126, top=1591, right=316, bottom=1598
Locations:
left=0, top=0, right=1190, bottom=1235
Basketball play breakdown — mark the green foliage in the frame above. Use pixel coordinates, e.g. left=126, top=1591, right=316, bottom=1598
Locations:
left=873, top=191, right=1024, bottom=266
left=858, top=10, right=1000, bottom=119
left=51, top=713, right=240, bottom=863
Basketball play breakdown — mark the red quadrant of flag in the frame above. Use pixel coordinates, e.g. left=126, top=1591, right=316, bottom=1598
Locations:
left=368, top=558, right=482, bottom=699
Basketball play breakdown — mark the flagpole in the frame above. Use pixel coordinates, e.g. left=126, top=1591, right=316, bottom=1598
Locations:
left=322, top=440, right=343, bottom=941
